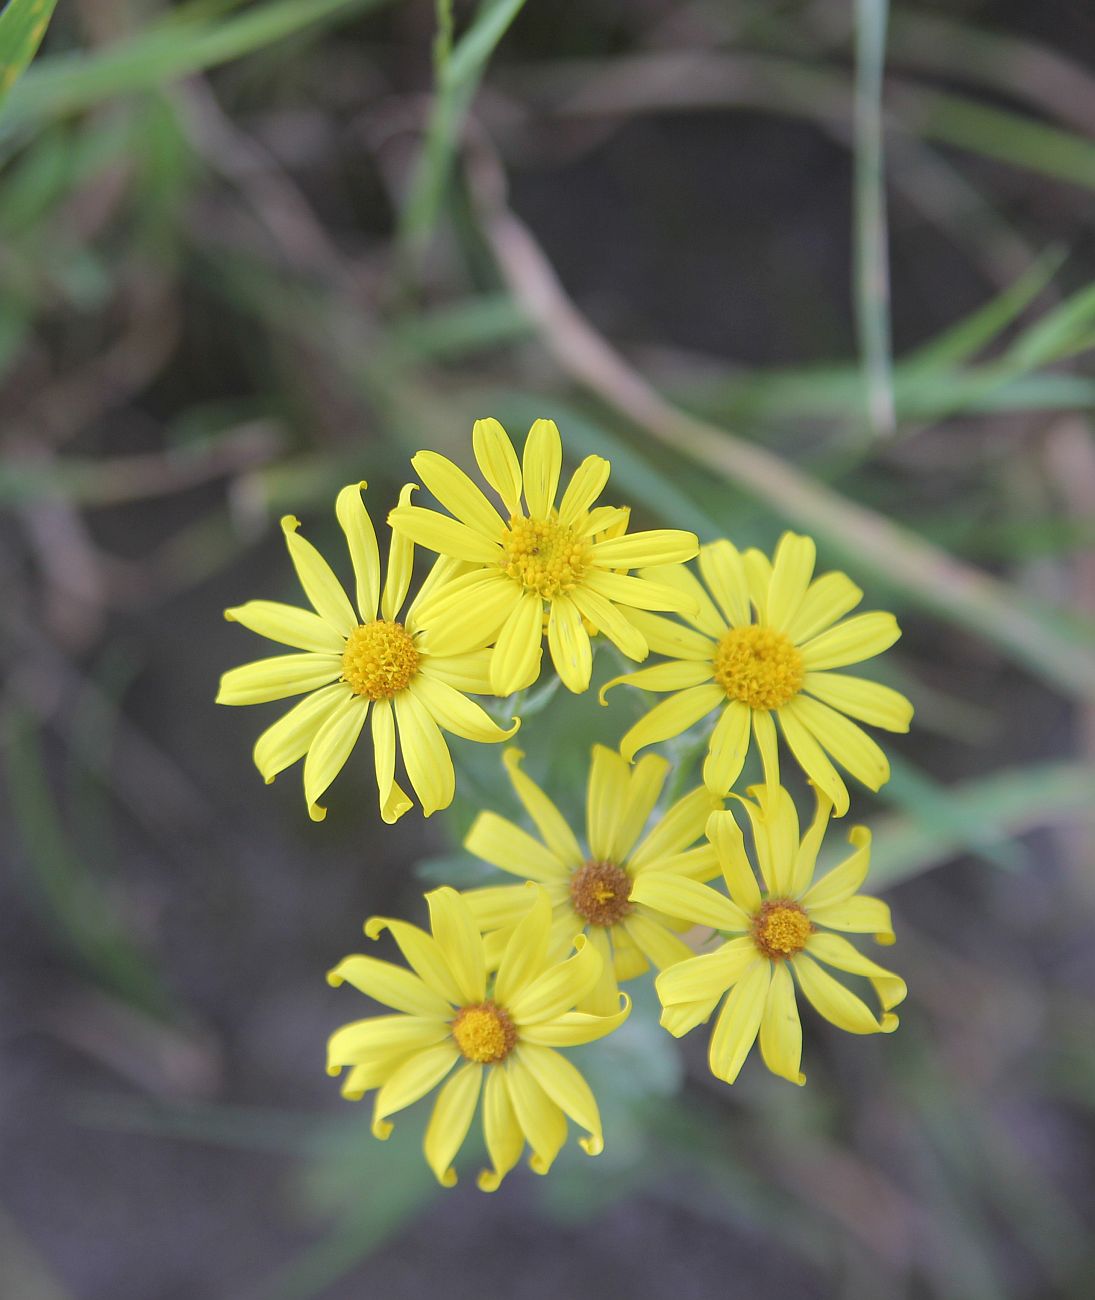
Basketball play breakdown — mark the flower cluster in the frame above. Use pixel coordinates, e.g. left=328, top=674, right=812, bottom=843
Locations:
left=219, top=418, right=911, bottom=1188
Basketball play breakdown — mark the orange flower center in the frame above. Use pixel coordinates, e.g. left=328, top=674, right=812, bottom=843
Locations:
left=569, top=860, right=633, bottom=927
left=341, top=620, right=420, bottom=699
left=501, top=514, right=589, bottom=599
left=713, top=625, right=803, bottom=710
left=752, top=900, right=813, bottom=958
left=451, top=1001, right=517, bottom=1064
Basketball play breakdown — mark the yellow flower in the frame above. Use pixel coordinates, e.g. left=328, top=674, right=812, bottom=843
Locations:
left=630, top=784, right=906, bottom=1086
left=387, top=418, right=700, bottom=695
left=326, top=885, right=629, bottom=1190
left=603, top=532, right=913, bottom=815
left=216, top=483, right=518, bottom=824
left=460, top=746, right=722, bottom=1015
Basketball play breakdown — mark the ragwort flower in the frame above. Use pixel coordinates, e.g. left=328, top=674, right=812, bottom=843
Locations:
left=326, top=886, right=629, bottom=1189
left=604, top=532, right=913, bottom=814
left=461, top=746, right=722, bottom=1015
left=630, top=784, right=906, bottom=1086
left=217, top=483, right=517, bottom=824
left=387, top=418, right=700, bottom=695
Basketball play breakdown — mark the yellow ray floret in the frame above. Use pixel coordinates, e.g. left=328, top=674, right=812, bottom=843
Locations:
left=629, top=784, right=906, bottom=1086
left=602, top=532, right=913, bottom=815
left=326, top=886, right=630, bottom=1190
left=460, top=746, right=723, bottom=1015
left=387, top=418, right=700, bottom=695
left=216, top=483, right=519, bottom=824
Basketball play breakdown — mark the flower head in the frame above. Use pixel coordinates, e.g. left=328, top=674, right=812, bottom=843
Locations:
left=326, top=886, right=629, bottom=1189
left=461, top=746, right=722, bottom=1015
left=387, top=418, right=700, bottom=695
left=603, top=532, right=913, bottom=814
left=630, top=784, right=906, bottom=1086
left=216, top=483, right=518, bottom=823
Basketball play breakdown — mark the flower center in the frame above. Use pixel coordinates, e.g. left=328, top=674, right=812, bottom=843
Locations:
left=569, top=860, right=633, bottom=927
left=500, top=514, right=589, bottom=599
left=451, top=1001, right=517, bottom=1064
left=713, top=625, right=804, bottom=710
left=341, top=620, right=420, bottom=700
left=752, top=900, right=813, bottom=958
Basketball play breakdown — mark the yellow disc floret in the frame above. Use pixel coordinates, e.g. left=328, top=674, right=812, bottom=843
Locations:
left=342, top=620, right=420, bottom=700
left=713, top=625, right=804, bottom=710
left=752, top=900, right=813, bottom=958
left=451, top=1001, right=517, bottom=1064
left=569, top=860, right=633, bottom=927
left=501, top=514, right=589, bottom=599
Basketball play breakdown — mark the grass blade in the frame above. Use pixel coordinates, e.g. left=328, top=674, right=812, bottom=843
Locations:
left=0, top=0, right=56, bottom=115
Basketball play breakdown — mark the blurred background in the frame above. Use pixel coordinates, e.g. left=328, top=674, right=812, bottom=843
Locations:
left=2, top=1, right=1095, bottom=1296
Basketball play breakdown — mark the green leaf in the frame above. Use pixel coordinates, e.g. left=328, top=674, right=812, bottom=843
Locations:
left=0, top=0, right=56, bottom=116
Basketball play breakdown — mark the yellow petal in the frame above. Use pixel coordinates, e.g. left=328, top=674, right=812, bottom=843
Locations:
left=742, top=547, right=773, bottom=618
left=751, top=707, right=781, bottom=802
left=698, top=540, right=751, bottom=628
left=704, top=808, right=762, bottom=912
left=494, top=886, right=553, bottom=1004
left=280, top=515, right=357, bottom=636
left=381, top=483, right=417, bottom=621
left=659, top=994, right=722, bottom=1038
left=702, top=700, right=750, bottom=796
left=517, top=1044, right=604, bottom=1155
left=790, top=695, right=891, bottom=791
left=591, top=531, right=699, bottom=568
left=414, top=570, right=517, bottom=654
left=472, top=417, right=522, bottom=515
left=655, top=936, right=757, bottom=1006
left=630, top=873, right=748, bottom=933
left=640, top=563, right=724, bottom=636
left=327, top=954, right=452, bottom=1018
left=643, top=844, right=721, bottom=881
left=803, top=672, right=913, bottom=732
left=786, top=571, right=863, bottom=644
left=808, top=894, right=895, bottom=945
left=788, top=784, right=835, bottom=896
left=612, top=752, right=669, bottom=862
left=303, top=693, right=368, bottom=821
left=371, top=697, right=413, bottom=825
left=406, top=552, right=470, bottom=622
left=618, top=684, right=724, bottom=762
left=800, top=611, right=901, bottom=670
left=751, top=783, right=800, bottom=896
left=478, top=1062, right=524, bottom=1191
left=791, top=952, right=896, bottom=1033
left=387, top=504, right=501, bottom=564
left=599, top=660, right=714, bottom=705
left=364, top=916, right=462, bottom=1004
left=583, top=569, right=700, bottom=614
left=630, top=783, right=721, bottom=872
left=464, top=810, right=569, bottom=882
left=394, top=690, right=456, bottom=817
left=417, top=650, right=493, bottom=694
left=577, top=925, right=619, bottom=1016
left=568, top=585, right=648, bottom=661
left=611, top=925, right=650, bottom=980
left=224, top=600, right=345, bottom=654
left=425, top=887, right=486, bottom=1004
left=801, top=825, right=872, bottom=909
left=408, top=675, right=518, bottom=743
left=621, top=910, right=695, bottom=969
left=335, top=483, right=381, bottom=623
left=519, top=995, right=631, bottom=1046
left=461, top=883, right=534, bottom=932
left=806, top=931, right=906, bottom=1012
left=412, top=450, right=505, bottom=541
left=707, top=958, right=770, bottom=1084
left=216, top=653, right=343, bottom=706
left=338, top=1053, right=409, bottom=1100
left=587, top=744, right=630, bottom=861
left=766, top=532, right=816, bottom=632
left=327, top=1015, right=449, bottom=1070
left=424, top=1062, right=482, bottom=1186
left=502, top=750, right=583, bottom=867
left=758, top=960, right=805, bottom=1085
left=521, top=418, right=563, bottom=517
left=547, top=595, right=593, bottom=693
left=371, top=1042, right=459, bottom=1139
left=622, top=608, right=717, bottom=660
left=777, top=699, right=850, bottom=816
left=508, top=934, right=601, bottom=1024
left=558, top=455, right=610, bottom=525
left=252, top=682, right=350, bottom=782
left=504, top=1055, right=567, bottom=1175
left=490, top=590, right=544, bottom=695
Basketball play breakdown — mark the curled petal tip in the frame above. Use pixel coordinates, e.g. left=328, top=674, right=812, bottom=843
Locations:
left=371, top=1117, right=393, bottom=1141
left=477, top=1170, right=503, bottom=1193
left=280, top=514, right=301, bottom=535
left=325, top=1065, right=342, bottom=1078
left=307, top=802, right=328, bottom=823
left=578, top=1135, right=604, bottom=1157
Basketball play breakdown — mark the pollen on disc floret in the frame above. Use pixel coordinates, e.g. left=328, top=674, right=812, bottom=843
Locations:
left=752, top=900, right=813, bottom=959
left=569, top=860, right=633, bottom=927
left=500, top=514, right=590, bottom=599
left=713, top=625, right=804, bottom=710
left=451, top=1001, right=517, bottom=1064
left=342, top=619, right=420, bottom=700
